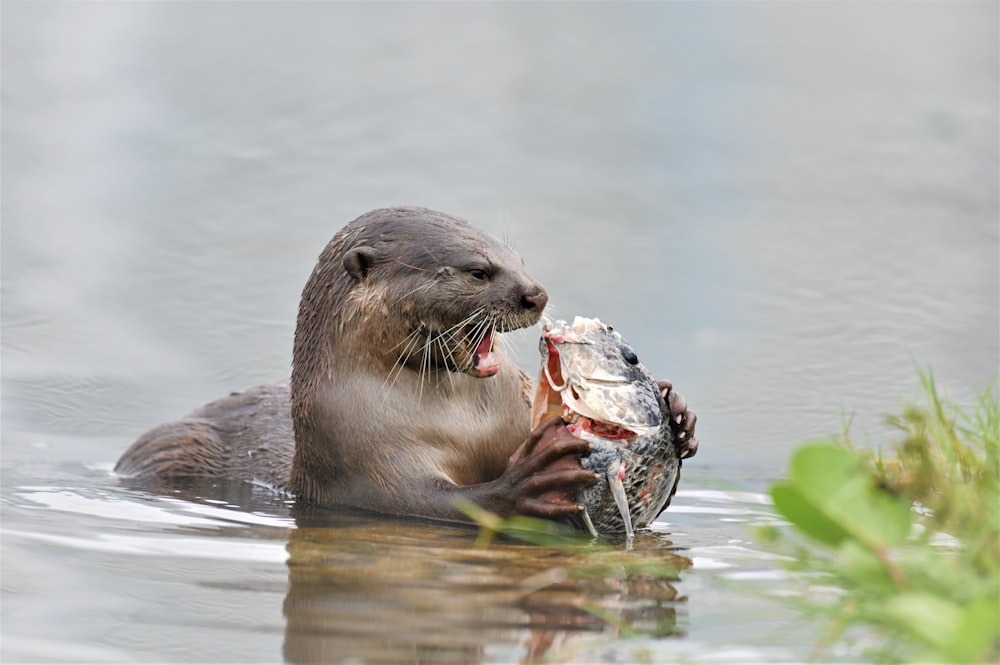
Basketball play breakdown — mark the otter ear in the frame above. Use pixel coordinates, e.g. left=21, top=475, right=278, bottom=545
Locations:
left=343, top=246, right=380, bottom=280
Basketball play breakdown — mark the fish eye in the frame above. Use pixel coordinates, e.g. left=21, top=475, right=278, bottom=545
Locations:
left=621, top=344, right=639, bottom=365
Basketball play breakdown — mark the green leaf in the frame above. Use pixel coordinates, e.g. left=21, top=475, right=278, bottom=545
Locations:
left=835, top=539, right=897, bottom=592
left=788, top=442, right=861, bottom=501
left=763, top=374, right=1000, bottom=663
left=770, top=482, right=851, bottom=546
left=946, top=596, right=1000, bottom=663
left=882, top=591, right=961, bottom=651
left=770, top=442, right=912, bottom=551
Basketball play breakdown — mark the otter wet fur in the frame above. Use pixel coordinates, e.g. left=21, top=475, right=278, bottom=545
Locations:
left=116, top=207, right=698, bottom=525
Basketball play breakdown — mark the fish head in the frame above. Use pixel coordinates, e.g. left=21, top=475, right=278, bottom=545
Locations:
left=530, top=316, right=663, bottom=440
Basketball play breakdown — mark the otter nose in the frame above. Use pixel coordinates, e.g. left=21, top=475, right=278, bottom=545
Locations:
left=522, top=289, right=548, bottom=313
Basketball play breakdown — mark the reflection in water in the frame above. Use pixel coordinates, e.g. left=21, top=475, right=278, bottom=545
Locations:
left=3, top=469, right=802, bottom=663
left=45, top=475, right=690, bottom=663
left=282, top=509, right=688, bottom=664
left=110, top=442, right=691, bottom=662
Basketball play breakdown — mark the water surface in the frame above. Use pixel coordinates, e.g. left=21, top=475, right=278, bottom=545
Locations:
left=2, top=2, right=997, bottom=662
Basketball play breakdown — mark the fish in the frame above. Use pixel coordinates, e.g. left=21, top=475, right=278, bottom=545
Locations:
left=530, top=316, right=680, bottom=539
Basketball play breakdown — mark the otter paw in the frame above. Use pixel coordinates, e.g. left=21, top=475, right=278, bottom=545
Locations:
left=657, top=380, right=699, bottom=460
left=502, top=415, right=598, bottom=518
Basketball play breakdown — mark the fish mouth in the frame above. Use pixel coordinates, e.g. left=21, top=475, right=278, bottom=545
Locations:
left=530, top=335, right=639, bottom=440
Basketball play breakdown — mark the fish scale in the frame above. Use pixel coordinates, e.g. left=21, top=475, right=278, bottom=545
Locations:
left=531, top=316, right=680, bottom=539
left=573, top=425, right=677, bottom=538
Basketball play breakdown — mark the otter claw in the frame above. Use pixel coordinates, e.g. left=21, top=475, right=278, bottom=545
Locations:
left=657, top=379, right=699, bottom=460
left=680, top=437, right=699, bottom=459
left=667, top=389, right=687, bottom=415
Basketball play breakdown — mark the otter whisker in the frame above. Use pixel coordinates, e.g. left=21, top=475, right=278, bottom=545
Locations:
left=386, top=325, right=424, bottom=355
left=412, top=304, right=513, bottom=379
left=499, top=311, right=533, bottom=347
left=448, top=318, right=492, bottom=371
left=417, top=326, right=435, bottom=402
left=435, top=334, right=457, bottom=393
left=496, top=328, right=520, bottom=355
left=500, top=226, right=518, bottom=252
left=379, top=327, right=425, bottom=405
left=396, top=279, right=437, bottom=303
left=421, top=245, right=442, bottom=266
left=457, top=312, right=493, bottom=356
left=385, top=332, right=419, bottom=377
left=438, top=306, right=487, bottom=338
left=542, top=301, right=562, bottom=321
left=428, top=311, right=479, bottom=348
left=390, top=258, right=434, bottom=273
left=432, top=307, right=488, bottom=367
left=498, top=309, right=520, bottom=335
left=450, top=309, right=487, bottom=343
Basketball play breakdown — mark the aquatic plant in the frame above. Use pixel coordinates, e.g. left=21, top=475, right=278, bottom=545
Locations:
left=763, top=371, right=999, bottom=663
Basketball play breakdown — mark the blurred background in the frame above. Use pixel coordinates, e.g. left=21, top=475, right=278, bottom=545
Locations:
left=2, top=1, right=997, bottom=662
left=4, top=2, right=998, bottom=472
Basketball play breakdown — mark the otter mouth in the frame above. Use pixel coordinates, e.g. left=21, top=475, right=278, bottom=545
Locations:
left=469, top=324, right=500, bottom=377
left=447, top=307, right=542, bottom=378
left=412, top=320, right=501, bottom=378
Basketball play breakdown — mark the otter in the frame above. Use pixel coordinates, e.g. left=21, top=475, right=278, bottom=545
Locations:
left=116, top=207, right=697, bottom=522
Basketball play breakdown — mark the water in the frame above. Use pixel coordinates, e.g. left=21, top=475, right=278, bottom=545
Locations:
left=2, top=2, right=996, bottom=662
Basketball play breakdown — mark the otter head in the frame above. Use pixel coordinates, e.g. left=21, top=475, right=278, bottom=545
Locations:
left=339, top=207, right=547, bottom=379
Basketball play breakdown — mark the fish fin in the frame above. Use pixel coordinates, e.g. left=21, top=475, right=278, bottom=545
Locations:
left=608, top=463, right=634, bottom=540
left=580, top=508, right=599, bottom=538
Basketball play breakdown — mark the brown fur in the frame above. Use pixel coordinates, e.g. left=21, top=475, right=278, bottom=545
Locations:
left=115, top=207, right=595, bottom=520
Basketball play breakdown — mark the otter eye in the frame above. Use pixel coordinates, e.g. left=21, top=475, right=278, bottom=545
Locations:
left=621, top=344, right=639, bottom=365
left=466, top=268, right=489, bottom=281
